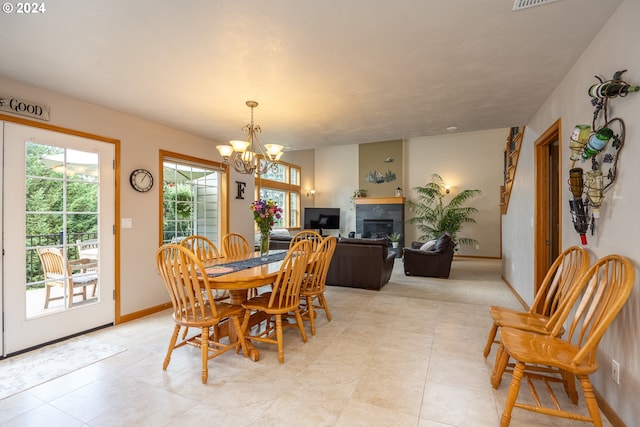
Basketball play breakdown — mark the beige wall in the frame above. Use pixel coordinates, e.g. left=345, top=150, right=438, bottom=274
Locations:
left=314, top=144, right=359, bottom=237
left=358, top=139, right=403, bottom=198
left=502, top=0, right=639, bottom=423
left=405, top=129, right=506, bottom=257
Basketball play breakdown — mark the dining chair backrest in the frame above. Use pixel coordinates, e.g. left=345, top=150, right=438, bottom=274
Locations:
left=531, top=245, right=589, bottom=320
left=300, top=235, right=337, bottom=294
left=76, top=239, right=99, bottom=259
left=289, top=230, right=323, bottom=252
left=155, top=243, right=220, bottom=322
left=268, top=239, right=311, bottom=310
left=550, top=254, right=634, bottom=366
left=38, top=247, right=65, bottom=275
left=221, top=233, right=252, bottom=257
left=180, top=235, right=220, bottom=262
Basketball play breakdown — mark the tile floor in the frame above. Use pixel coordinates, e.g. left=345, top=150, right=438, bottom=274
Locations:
left=0, top=258, right=613, bottom=426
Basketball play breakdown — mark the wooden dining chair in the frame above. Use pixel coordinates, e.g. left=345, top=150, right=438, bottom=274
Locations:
left=221, top=232, right=252, bottom=257
left=180, top=235, right=220, bottom=262
left=496, top=255, right=634, bottom=427
left=483, top=246, right=589, bottom=358
left=155, top=244, right=248, bottom=384
left=298, top=235, right=337, bottom=335
left=181, top=235, right=228, bottom=304
left=38, top=247, right=98, bottom=309
left=240, top=239, right=312, bottom=363
left=289, top=230, right=323, bottom=252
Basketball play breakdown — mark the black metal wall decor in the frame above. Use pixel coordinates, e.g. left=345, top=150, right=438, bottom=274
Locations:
left=568, top=69, right=638, bottom=244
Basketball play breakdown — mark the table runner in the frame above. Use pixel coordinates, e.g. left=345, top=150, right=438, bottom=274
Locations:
left=205, top=250, right=287, bottom=277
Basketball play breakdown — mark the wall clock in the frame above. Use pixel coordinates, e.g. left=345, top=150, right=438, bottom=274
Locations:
left=129, top=168, right=153, bottom=192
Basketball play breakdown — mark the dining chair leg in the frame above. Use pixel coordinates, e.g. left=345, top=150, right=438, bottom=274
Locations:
left=163, top=324, right=180, bottom=370
left=579, top=375, right=603, bottom=427
left=491, top=343, right=510, bottom=389
left=318, top=294, right=332, bottom=321
left=500, top=361, right=525, bottom=427
left=201, top=326, right=209, bottom=384
left=560, top=369, right=578, bottom=404
left=231, top=315, right=249, bottom=358
left=305, top=295, right=317, bottom=336
left=44, top=285, right=52, bottom=309
left=275, top=314, right=285, bottom=363
left=484, top=321, right=498, bottom=357
left=293, top=308, right=308, bottom=343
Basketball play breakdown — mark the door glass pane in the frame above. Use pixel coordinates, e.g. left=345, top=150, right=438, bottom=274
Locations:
left=25, top=142, right=100, bottom=318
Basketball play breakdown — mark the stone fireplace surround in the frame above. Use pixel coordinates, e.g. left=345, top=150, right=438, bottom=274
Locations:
left=354, top=197, right=405, bottom=254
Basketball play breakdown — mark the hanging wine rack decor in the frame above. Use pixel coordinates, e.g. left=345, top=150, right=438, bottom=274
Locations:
left=568, top=69, right=638, bottom=244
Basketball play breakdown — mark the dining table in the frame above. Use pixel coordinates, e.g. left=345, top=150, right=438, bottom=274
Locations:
left=203, top=250, right=288, bottom=361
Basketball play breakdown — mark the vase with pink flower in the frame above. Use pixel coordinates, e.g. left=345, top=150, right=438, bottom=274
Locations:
left=250, top=199, right=283, bottom=259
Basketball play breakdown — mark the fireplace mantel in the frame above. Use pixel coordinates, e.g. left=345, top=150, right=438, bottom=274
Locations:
left=354, top=196, right=405, bottom=205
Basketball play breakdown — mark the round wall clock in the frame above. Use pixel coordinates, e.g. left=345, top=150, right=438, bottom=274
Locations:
left=129, top=168, right=153, bottom=192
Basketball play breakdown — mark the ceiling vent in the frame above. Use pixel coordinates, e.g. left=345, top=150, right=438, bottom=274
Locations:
left=513, top=0, right=559, bottom=11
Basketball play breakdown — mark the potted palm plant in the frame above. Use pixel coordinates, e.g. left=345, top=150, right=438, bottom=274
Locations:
left=406, top=174, right=481, bottom=248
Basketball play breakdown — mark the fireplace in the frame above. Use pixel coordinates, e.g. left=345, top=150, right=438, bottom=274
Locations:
left=354, top=197, right=405, bottom=256
left=363, top=219, right=394, bottom=238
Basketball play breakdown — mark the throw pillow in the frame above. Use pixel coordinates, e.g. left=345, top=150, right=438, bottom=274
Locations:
left=419, top=239, right=437, bottom=252
left=433, top=233, right=452, bottom=252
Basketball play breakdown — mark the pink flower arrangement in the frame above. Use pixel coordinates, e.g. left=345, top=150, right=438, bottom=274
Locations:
left=250, top=199, right=283, bottom=235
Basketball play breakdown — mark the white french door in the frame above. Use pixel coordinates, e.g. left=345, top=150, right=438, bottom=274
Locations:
left=2, top=121, right=115, bottom=355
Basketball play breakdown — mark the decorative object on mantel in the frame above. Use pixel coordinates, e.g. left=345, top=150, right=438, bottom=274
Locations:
left=406, top=173, right=481, bottom=247
left=568, top=69, right=637, bottom=245
left=216, top=101, right=284, bottom=176
left=250, top=199, right=282, bottom=259
left=353, top=189, right=367, bottom=198
left=389, top=232, right=401, bottom=248
left=395, top=187, right=402, bottom=197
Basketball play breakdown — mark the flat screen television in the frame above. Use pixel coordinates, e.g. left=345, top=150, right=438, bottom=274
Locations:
left=303, top=207, right=340, bottom=234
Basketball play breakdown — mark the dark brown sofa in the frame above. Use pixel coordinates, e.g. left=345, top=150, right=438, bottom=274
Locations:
left=402, top=232, right=455, bottom=278
left=268, top=234, right=293, bottom=250
left=325, top=237, right=396, bottom=290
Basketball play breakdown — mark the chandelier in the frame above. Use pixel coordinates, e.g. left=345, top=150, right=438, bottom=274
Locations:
left=216, top=101, right=284, bottom=175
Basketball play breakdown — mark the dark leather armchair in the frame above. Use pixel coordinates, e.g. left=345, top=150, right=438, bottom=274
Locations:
left=402, top=232, right=455, bottom=278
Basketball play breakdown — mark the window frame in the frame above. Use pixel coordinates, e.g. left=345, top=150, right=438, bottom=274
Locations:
left=255, top=159, right=301, bottom=230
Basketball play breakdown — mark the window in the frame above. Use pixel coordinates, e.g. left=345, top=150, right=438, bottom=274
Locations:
left=160, top=151, right=228, bottom=245
left=255, top=160, right=301, bottom=229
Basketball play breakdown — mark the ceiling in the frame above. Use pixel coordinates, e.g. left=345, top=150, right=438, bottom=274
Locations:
left=0, top=0, right=622, bottom=150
